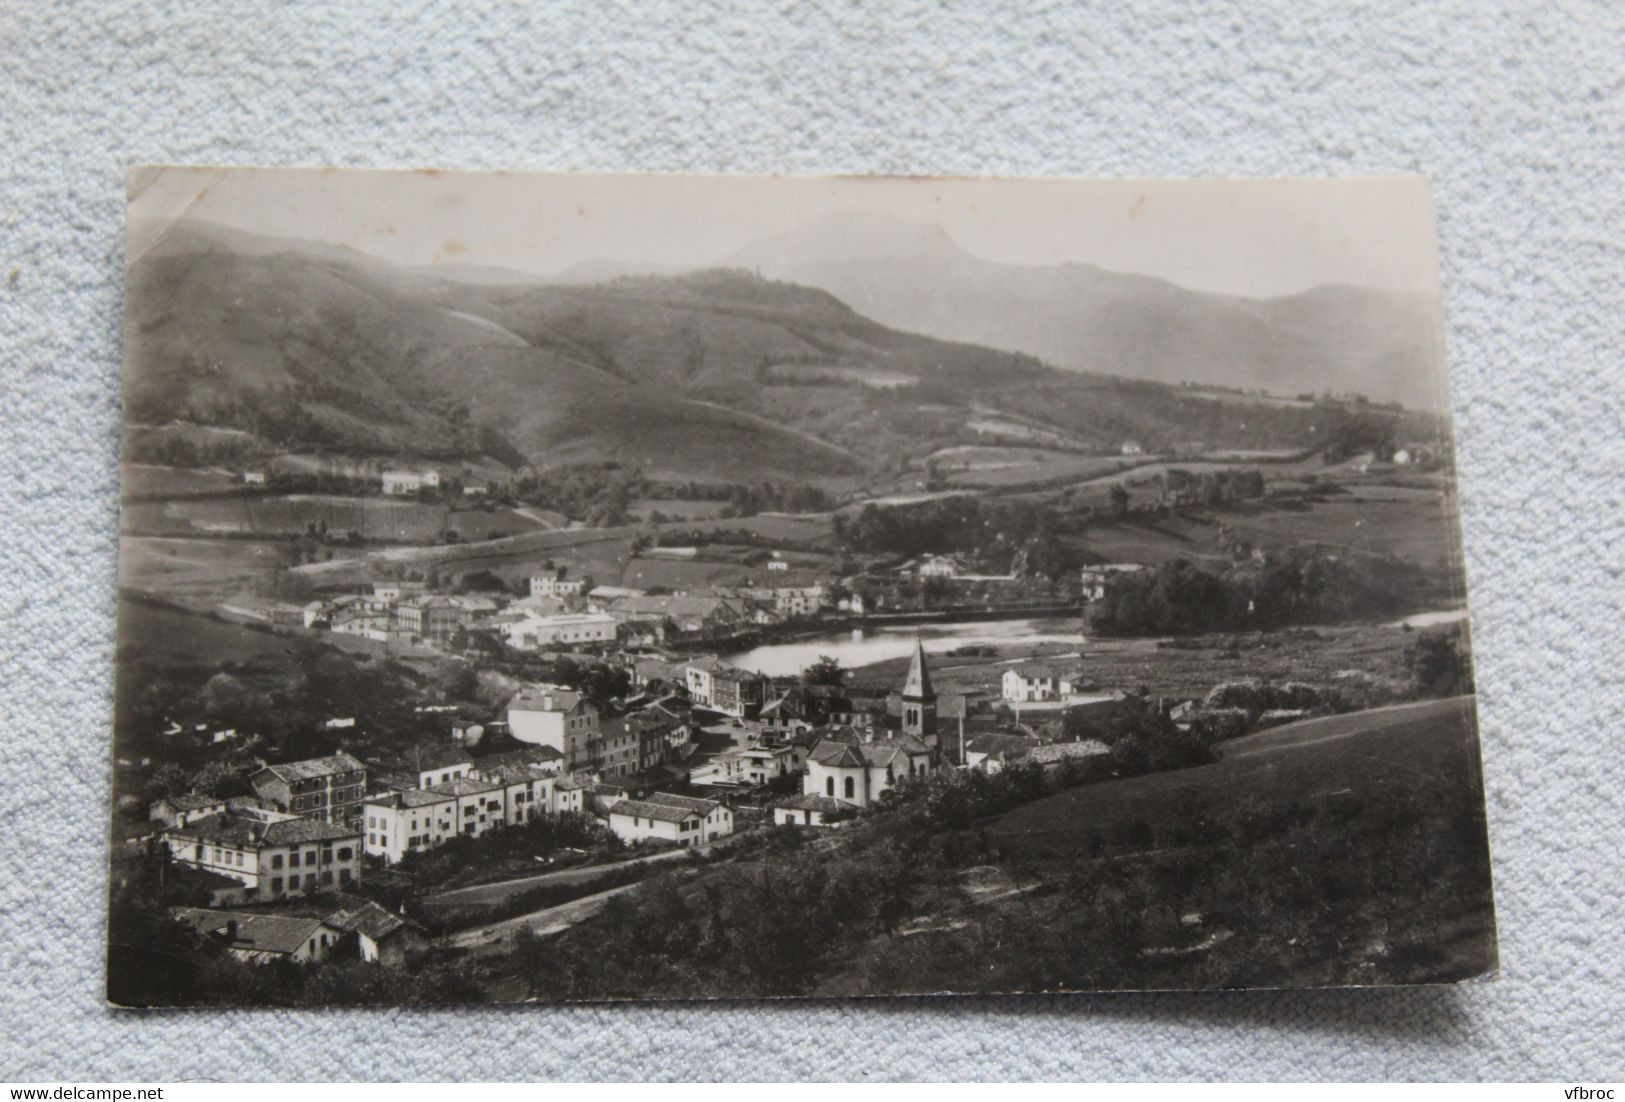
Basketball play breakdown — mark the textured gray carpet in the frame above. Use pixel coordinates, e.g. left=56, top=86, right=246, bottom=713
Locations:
left=3, top=0, right=1622, bottom=1082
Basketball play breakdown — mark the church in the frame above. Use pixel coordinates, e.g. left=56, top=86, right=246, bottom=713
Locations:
left=801, top=639, right=943, bottom=809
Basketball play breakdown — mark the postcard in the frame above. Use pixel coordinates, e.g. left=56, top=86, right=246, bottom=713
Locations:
left=109, top=168, right=1495, bottom=1005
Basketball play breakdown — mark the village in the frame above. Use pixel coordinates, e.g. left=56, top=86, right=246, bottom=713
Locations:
left=116, top=568, right=1147, bottom=970
left=110, top=429, right=1477, bottom=993
left=101, top=184, right=1494, bottom=1004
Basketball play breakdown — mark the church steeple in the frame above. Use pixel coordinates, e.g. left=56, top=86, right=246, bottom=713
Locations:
left=903, top=637, right=933, bottom=699
left=900, top=638, right=937, bottom=743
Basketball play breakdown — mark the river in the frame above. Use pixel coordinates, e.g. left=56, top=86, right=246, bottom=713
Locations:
left=722, top=608, right=1469, bottom=677
left=721, top=617, right=1083, bottom=678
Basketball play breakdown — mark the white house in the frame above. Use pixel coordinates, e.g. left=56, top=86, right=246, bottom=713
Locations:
left=606, top=792, right=734, bottom=847
left=963, top=732, right=1042, bottom=772
left=324, top=900, right=424, bottom=966
left=1080, top=563, right=1146, bottom=601
left=161, top=807, right=362, bottom=900
left=916, top=554, right=964, bottom=578
left=507, top=686, right=600, bottom=768
left=149, top=793, right=229, bottom=829
left=381, top=470, right=425, bottom=495
left=768, top=584, right=828, bottom=618
left=530, top=570, right=585, bottom=598
left=403, top=747, right=475, bottom=790
left=684, top=655, right=770, bottom=717
left=1121, top=440, right=1145, bottom=456
left=771, top=793, right=851, bottom=827
left=499, top=612, right=618, bottom=650
left=803, top=734, right=936, bottom=808
left=241, top=470, right=267, bottom=485
left=171, top=908, right=342, bottom=965
left=736, top=743, right=798, bottom=785
left=1001, top=663, right=1079, bottom=703
left=361, top=776, right=507, bottom=864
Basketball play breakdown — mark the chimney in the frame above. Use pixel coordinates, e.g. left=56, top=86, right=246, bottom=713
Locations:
left=224, top=919, right=239, bottom=942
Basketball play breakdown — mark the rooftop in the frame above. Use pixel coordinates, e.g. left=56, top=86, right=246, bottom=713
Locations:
left=509, top=686, right=586, bottom=713
left=965, top=732, right=1043, bottom=757
left=325, top=900, right=411, bottom=942
left=171, top=907, right=333, bottom=957
left=608, top=798, right=704, bottom=824
left=1025, top=740, right=1113, bottom=764
left=154, top=793, right=224, bottom=812
left=773, top=794, right=851, bottom=814
left=258, top=752, right=366, bottom=784
left=163, top=812, right=269, bottom=848
left=645, top=791, right=723, bottom=815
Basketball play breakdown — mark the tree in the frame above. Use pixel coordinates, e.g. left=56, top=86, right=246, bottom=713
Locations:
left=1409, top=624, right=1474, bottom=697
left=1109, top=484, right=1131, bottom=516
left=803, top=656, right=845, bottom=687
left=438, top=664, right=480, bottom=702
left=201, top=672, right=252, bottom=720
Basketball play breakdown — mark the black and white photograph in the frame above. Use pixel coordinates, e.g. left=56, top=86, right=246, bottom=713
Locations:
left=108, top=167, right=1496, bottom=1007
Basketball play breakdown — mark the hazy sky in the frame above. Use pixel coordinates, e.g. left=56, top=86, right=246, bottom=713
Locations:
left=128, top=167, right=1441, bottom=298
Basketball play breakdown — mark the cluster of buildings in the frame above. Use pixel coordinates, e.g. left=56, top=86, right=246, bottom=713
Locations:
left=295, top=566, right=852, bottom=656
left=136, top=633, right=1137, bottom=981
left=311, top=581, right=499, bottom=645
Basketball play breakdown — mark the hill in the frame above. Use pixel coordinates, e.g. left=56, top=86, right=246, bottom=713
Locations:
left=124, top=218, right=1440, bottom=488
left=124, top=221, right=1061, bottom=482
left=729, top=211, right=1447, bottom=410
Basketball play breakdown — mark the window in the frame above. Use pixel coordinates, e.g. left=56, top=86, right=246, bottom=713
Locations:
left=321, top=871, right=334, bottom=885
left=464, top=806, right=475, bottom=817
left=844, top=776, right=856, bottom=800
left=289, top=851, right=300, bottom=868
left=825, top=777, right=834, bottom=797
left=271, top=854, right=283, bottom=870
left=337, top=847, right=353, bottom=861
left=271, top=877, right=283, bottom=893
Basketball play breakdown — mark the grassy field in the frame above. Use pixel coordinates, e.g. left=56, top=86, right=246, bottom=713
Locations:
left=117, top=537, right=291, bottom=601
left=795, top=696, right=1496, bottom=995
left=965, top=696, right=1496, bottom=990
left=1050, top=487, right=1463, bottom=571
left=627, top=498, right=732, bottom=521
left=926, top=446, right=1132, bottom=489
left=123, top=493, right=548, bottom=544
left=842, top=618, right=1427, bottom=702
left=121, top=464, right=243, bottom=498
left=117, top=596, right=314, bottom=676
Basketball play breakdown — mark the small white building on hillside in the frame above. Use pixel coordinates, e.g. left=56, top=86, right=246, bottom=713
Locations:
left=606, top=792, right=734, bottom=847
left=1001, top=663, right=1080, bottom=703
left=507, top=686, right=600, bottom=768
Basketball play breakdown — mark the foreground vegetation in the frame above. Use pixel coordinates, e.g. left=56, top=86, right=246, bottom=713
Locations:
left=485, top=695, right=1493, bottom=1001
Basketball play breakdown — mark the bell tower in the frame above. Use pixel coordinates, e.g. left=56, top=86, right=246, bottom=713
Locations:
left=900, top=637, right=938, bottom=745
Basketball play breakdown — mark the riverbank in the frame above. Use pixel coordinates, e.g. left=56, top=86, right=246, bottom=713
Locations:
left=838, top=617, right=1447, bottom=703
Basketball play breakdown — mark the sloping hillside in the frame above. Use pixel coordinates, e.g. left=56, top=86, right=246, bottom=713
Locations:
left=730, top=211, right=1446, bottom=410
left=124, top=222, right=1057, bottom=481
left=125, top=219, right=1435, bottom=486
